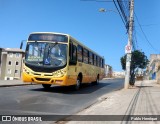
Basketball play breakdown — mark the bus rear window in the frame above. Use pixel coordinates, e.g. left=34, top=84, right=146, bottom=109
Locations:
left=28, top=34, right=68, bottom=42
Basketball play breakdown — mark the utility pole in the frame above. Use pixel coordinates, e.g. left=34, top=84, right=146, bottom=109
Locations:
left=124, top=0, right=134, bottom=89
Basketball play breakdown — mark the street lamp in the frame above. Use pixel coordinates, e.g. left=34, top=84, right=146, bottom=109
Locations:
left=99, top=8, right=118, bottom=14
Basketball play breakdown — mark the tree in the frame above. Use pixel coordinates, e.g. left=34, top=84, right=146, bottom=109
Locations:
left=120, top=50, right=149, bottom=85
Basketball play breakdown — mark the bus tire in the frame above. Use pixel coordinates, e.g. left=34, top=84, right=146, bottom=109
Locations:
left=42, top=84, right=51, bottom=89
left=93, top=75, right=99, bottom=85
left=75, top=76, right=81, bottom=90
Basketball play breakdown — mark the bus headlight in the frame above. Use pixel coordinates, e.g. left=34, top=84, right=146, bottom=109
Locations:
left=23, top=68, right=29, bottom=74
left=53, top=69, right=66, bottom=77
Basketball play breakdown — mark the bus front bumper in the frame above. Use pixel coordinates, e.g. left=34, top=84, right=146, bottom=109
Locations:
left=22, top=72, right=76, bottom=86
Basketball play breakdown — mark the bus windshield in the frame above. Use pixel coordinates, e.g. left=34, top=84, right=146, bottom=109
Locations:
left=25, top=42, right=67, bottom=67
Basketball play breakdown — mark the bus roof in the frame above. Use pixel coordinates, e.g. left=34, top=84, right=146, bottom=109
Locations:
left=70, top=36, right=104, bottom=59
left=29, top=32, right=70, bottom=37
left=29, top=32, right=104, bottom=59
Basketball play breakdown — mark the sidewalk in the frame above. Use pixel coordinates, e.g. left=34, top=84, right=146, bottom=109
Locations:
left=62, top=80, right=160, bottom=124
left=0, top=79, right=33, bottom=87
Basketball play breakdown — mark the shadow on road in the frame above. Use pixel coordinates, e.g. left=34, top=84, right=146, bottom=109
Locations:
left=30, top=82, right=111, bottom=94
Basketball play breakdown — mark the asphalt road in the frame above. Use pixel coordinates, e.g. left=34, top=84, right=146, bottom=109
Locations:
left=0, top=78, right=124, bottom=119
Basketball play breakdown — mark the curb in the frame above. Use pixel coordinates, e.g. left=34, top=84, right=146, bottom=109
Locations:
left=0, top=83, right=37, bottom=87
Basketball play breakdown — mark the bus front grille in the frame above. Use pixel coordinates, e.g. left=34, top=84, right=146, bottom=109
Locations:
left=35, top=78, right=51, bottom=82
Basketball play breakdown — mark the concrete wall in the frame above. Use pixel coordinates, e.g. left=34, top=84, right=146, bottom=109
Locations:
left=0, top=48, right=2, bottom=77
left=0, top=52, right=7, bottom=80
left=0, top=48, right=2, bottom=65
left=157, top=70, right=160, bottom=84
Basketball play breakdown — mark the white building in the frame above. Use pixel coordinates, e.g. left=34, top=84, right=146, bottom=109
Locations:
left=112, top=71, right=125, bottom=78
left=0, top=48, right=24, bottom=80
left=104, top=64, right=112, bottom=78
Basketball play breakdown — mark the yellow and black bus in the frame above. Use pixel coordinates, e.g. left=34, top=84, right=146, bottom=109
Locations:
left=23, top=32, right=105, bottom=89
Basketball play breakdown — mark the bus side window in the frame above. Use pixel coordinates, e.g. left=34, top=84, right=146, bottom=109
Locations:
left=94, top=55, right=97, bottom=66
left=69, top=42, right=72, bottom=60
left=73, top=45, right=77, bottom=62
left=89, top=52, right=93, bottom=65
left=92, top=54, right=94, bottom=65
left=101, top=58, right=103, bottom=68
left=96, top=56, right=99, bottom=66
left=83, top=48, right=89, bottom=64
left=99, top=57, right=101, bottom=67
left=69, top=42, right=77, bottom=65
left=98, top=57, right=101, bottom=67
left=102, top=59, right=104, bottom=68
left=77, top=45, right=83, bottom=62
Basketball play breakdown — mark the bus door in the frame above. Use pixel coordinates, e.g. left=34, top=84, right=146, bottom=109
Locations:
left=68, top=41, right=77, bottom=84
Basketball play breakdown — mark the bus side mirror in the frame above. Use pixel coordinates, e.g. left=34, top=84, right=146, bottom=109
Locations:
left=20, top=40, right=26, bottom=49
left=20, top=41, right=23, bottom=49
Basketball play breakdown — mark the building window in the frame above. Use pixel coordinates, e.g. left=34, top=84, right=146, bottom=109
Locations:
left=8, top=61, right=12, bottom=65
left=9, top=53, right=13, bottom=57
left=7, top=69, right=11, bottom=74
left=15, top=70, right=18, bottom=73
left=16, top=61, right=19, bottom=65
left=15, top=53, right=20, bottom=57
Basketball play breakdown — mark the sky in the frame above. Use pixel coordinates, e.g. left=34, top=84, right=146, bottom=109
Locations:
left=0, top=0, right=160, bottom=71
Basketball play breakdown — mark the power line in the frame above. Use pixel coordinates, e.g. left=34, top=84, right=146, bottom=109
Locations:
left=132, top=17, right=138, bottom=50
left=113, top=0, right=138, bottom=51
left=132, top=29, right=138, bottom=50
left=112, top=0, right=127, bottom=29
left=81, top=0, right=114, bottom=2
left=134, top=12, right=159, bottom=53
left=137, top=24, right=159, bottom=27
left=81, top=0, right=128, bottom=2
left=116, top=0, right=128, bottom=24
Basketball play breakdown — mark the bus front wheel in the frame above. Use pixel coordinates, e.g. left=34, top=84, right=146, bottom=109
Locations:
left=42, top=84, right=51, bottom=89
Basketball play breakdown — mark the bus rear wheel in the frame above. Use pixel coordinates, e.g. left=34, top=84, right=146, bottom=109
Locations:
left=93, top=75, right=99, bottom=85
left=42, top=84, right=51, bottom=89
